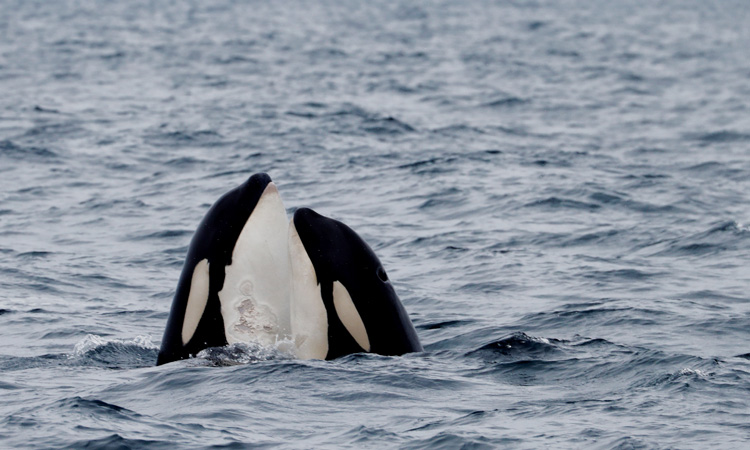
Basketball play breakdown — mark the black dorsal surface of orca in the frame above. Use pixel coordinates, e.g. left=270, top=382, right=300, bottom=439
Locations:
left=157, top=173, right=279, bottom=365
left=289, top=207, right=423, bottom=359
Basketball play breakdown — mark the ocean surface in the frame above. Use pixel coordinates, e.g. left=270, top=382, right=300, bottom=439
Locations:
left=2, top=0, right=750, bottom=448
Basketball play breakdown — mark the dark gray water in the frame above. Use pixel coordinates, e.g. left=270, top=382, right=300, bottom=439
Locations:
left=2, top=0, right=750, bottom=448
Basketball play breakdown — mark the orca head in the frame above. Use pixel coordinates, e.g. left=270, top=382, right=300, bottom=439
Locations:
left=157, top=173, right=290, bottom=365
left=288, top=207, right=422, bottom=360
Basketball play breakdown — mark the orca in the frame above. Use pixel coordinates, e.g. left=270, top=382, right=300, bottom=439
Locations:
left=157, top=173, right=292, bottom=365
left=288, top=207, right=423, bottom=359
left=157, top=174, right=421, bottom=365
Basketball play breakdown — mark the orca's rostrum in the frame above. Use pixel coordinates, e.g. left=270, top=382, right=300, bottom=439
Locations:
left=156, top=173, right=422, bottom=365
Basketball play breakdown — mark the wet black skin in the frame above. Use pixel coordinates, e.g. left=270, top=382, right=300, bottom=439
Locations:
left=293, top=207, right=423, bottom=359
left=156, top=173, right=272, bottom=365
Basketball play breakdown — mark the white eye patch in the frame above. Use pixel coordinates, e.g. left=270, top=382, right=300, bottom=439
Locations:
left=332, top=281, right=370, bottom=352
left=181, top=259, right=210, bottom=345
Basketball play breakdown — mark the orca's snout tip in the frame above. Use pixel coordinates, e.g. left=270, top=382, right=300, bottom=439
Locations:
left=292, top=207, right=324, bottom=226
left=247, top=172, right=272, bottom=185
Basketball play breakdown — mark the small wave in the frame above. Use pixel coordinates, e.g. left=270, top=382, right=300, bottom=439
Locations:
left=430, top=124, right=487, bottom=136
left=519, top=305, right=666, bottom=329
left=682, top=290, right=746, bottom=303
left=639, top=367, right=714, bottom=392
left=581, top=268, right=661, bottom=282
left=604, top=436, right=653, bottom=450
left=621, top=198, right=681, bottom=214
left=398, top=156, right=453, bottom=170
left=561, top=229, right=620, bottom=247
left=681, top=161, right=747, bottom=181
left=33, top=105, right=60, bottom=113
left=524, top=155, right=574, bottom=168
left=193, top=342, right=294, bottom=366
left=136, top=229, right=194, bottom=240
left=212, top=54, right=259, bottom=65
left=467, top=332, right=563, bottom=360
left=457, top=281, right=516, bottom=294
left=143, top=129, right=223, bottom=148
left=16, top=251, right=53, bottom=259
left=642, top=220, right=750, bottom=257
left=401, top=431, right=500, bottom=450
left=362, top=116, right=415, bottom=135
left=320, top=104, right=416, bottom=135
left=691, top=130, right=750, bottom=143
left=62, top=434, right=171, bottom=450
left=523, top=197, right=601, bottom=211
left=71, top=334, right=159, bottom=369
left=419, top=197, right=462, bottom=210
left=0, top=140, right=59, bottom=160
left=79, top=197, right=147, bottom=211
left=548, top=48, right=582, bottom=59
left=704, top=220, right=748, bottom=235
left=56, top=396, right=133, bottom=415
left=368, top=50, right=429, bottom=65
left=416, top=319, right=472, bottom=331
left=0, top=381, right=19, bottom=390
left=0, top=353, right=68, bottom=371
left=71, top=273, right=136, bottom=290
left=527, top=20, right=547, bottom=30
left=305, top=47, right=348, bottom=60
left=589, top=192, right=623, bottom=205
left=337, top=424, right=401, bottom=446
left=481, top=96, right=528, bottom=108
left=165, top=156, right=204, bottom=167
left=23, top=122, right=83, bottom=139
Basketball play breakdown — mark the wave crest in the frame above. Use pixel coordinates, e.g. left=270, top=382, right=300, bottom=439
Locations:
left=194, top=342, right=294, bottom=366
left=71, top=334, right=159, bottom=369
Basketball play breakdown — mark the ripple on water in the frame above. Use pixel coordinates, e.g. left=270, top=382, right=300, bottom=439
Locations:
left=691, top=130, right=750, bottom=144
left=641, top=220, right=750, bottom=257
left=62, top=434, right=174, bottom=450
left=466, top=332, right=564, bottom=360
left=0, top=140, right=59, bottom=161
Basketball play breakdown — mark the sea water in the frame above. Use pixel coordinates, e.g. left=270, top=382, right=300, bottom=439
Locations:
left=1, top=1, right=750, bottom=448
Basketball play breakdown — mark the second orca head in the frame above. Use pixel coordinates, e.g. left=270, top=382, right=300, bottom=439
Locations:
left=288, top=207, right=422, bottom=359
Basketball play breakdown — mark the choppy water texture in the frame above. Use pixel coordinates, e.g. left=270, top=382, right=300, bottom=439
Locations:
left=2, top=0, right=750, bottom=448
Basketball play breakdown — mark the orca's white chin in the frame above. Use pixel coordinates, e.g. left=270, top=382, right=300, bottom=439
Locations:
left=288, top=220, right=329, bottom=359
left=217, top=182, right=292, bottom=348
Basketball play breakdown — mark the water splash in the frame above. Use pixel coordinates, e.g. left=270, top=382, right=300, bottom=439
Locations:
left=70, top=335, right=159, bottom=369
left=193, top=341, right=295, bottom=366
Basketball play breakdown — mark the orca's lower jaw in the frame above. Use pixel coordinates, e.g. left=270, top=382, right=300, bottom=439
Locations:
left=217, top=182, right=293, bottom=348
left=288, top=220, right=329, bottom=360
